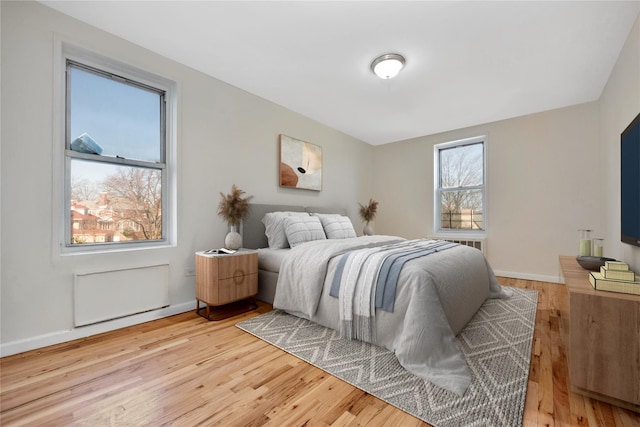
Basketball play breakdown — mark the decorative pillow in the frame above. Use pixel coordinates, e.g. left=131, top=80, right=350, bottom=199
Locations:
left=284, top=215, right=327, bottom=248
left=262, top=211, right=309, bottom=249
left=313, top=214, right=357, bottom=239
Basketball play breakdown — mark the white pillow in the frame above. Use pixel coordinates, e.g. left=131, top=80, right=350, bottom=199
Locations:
left=284, top=215, right=327, bottom=248
left=262, top=211, right=309, bottom=249
left=313, top=214, right=357, bottom=239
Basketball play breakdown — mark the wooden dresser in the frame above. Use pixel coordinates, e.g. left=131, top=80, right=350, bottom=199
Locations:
left=559, top=255, right=640, bottom=411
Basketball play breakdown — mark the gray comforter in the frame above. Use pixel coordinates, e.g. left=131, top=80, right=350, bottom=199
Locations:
left=273, top=235, right=511, bottom=396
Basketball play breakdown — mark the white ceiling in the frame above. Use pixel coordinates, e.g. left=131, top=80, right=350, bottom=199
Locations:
left=40, top=1, right=640, bottom=146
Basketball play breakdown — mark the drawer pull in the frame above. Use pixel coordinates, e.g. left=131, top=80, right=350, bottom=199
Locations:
left=233, top=269, right=245, bottom=285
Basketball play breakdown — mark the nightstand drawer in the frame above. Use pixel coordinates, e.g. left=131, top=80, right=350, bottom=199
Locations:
left=218, top=253, right=258, bottom=279
left=217, top=273, right=258, bottom=305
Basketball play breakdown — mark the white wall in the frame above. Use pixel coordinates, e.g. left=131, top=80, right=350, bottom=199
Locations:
left=599, top=14, right=640, bottom=271
left=372, top=102, right=602, bottom=282
left=0, top=1, right=374, bottom=355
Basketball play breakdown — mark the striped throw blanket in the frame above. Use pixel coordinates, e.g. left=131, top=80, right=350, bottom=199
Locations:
left=329, top=239, right=458, bottom=341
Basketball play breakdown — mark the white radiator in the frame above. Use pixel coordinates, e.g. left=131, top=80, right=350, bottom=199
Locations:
left=73, top=264, right=170, bottom=327
left=430, top=237, right=486, bottom=255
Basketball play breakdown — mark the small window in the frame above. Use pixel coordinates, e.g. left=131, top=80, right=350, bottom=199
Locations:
left=434, top=137, right=486, bottom=233
left=65, top=60, right=167, bottom=248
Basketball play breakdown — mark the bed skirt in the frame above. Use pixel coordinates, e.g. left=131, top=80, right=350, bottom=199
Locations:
left=257, top=269, right=278, bottom=304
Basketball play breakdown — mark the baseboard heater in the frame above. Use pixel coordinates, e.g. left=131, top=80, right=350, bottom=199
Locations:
left=73, top=264, right=170, bottom=327
left=430, top=237, right=486, bottom=255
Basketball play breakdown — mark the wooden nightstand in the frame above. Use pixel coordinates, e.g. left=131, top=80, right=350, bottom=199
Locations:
left=195, top=249, right=258, bottom=320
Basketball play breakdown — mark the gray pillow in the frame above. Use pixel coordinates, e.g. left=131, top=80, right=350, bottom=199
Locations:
left=284, top=215, right=327, bottom=248
left=313, top=213, right=357, bottom=239
left=262, top=211, right=309, bottom=248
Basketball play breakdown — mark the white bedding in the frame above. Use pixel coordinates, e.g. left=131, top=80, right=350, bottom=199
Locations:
left=273, top=235, right=511, bottom=396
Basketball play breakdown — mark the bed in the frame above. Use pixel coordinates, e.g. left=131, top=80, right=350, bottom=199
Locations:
left=242, top=203, right=511, bottom=396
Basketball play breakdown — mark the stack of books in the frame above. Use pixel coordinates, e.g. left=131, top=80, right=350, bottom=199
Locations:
left=589, top=260, right=640, bottom=295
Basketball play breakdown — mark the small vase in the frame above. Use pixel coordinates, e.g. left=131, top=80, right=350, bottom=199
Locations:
left=363, top=221, right=374, bottom=236
left=225, top=224, right=242, bottom=250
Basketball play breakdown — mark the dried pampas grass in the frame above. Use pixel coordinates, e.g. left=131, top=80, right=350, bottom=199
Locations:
left=358, top=199, right=378, bottom=222
left=218, top=185, right=253, bottom=226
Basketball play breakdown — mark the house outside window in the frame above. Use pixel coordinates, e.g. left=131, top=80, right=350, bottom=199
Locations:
left=64, top=57, right=173, bottom=250
left=434, top=136, right=486, bottom=234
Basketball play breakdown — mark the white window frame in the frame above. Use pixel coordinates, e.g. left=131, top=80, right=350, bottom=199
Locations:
left=57, top=42, right=177, bottom=254
left=433, top=135, right=487, bottom=238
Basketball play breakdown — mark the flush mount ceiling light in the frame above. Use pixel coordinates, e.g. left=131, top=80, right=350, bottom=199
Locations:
left=370, top=53, right=406, bottom=79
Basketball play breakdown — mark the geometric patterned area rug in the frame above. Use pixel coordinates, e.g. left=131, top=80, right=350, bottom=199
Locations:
left=236, top=287, right=538, bottom=427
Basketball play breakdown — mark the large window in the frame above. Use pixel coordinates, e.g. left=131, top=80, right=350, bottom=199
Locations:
left=434, top=136, right=486, bottom=233
left=65, top=60, right=169, bottom=248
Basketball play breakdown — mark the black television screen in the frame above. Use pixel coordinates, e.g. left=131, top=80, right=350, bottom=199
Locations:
left=621, top=112, right=640, bottom=247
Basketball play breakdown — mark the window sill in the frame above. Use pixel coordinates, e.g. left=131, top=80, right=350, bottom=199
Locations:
left=60, top=240, right=174, bottom=256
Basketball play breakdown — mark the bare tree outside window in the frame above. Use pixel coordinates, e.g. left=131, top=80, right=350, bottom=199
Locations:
left=437, top=141, right=484, bottom=231
left=70, top=176, right=99, bottom=202
left=102, top=167, right=162, bottom=241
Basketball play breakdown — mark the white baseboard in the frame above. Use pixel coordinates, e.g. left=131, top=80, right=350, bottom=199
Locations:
left=0, top=301, right=194, bottom=358
left=494, top=269, right=562, bottom=284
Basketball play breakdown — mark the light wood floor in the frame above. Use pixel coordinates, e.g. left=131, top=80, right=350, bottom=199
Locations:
left=1, top=278, right=639, bottom=426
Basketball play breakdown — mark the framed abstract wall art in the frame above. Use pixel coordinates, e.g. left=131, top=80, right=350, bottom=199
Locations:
left=279, top=134, right=322, bottom=191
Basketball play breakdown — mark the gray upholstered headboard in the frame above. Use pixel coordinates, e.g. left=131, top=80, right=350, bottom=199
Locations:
left=242, top=203, right=348, bottom=249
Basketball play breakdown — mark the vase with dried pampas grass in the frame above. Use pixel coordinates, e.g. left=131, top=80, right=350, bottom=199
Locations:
left=217, top=185, right=253, bottom=249
left=358, top=199, right=378, bottom=236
